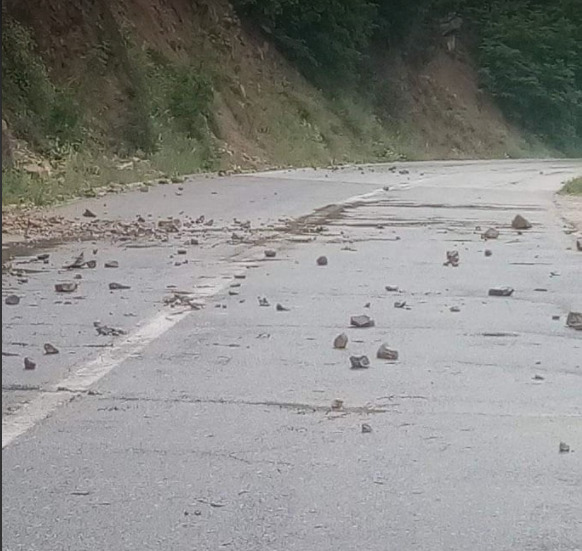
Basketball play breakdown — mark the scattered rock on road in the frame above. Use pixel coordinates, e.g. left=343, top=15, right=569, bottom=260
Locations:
left=109, top=282, right=131, bottom=290
left=264, top=249, right=277, bottom=258
left=566, top=312, right=582, bottom=330
left=350, top=315, right=375, bottom=328
left=361, top=423, right=373, bottom=433
left=350, top=355, right=371, bottom=369
left=331, top=399, right=344, bottom=410
left=24, top=357, right=36, bottom=370
left=333, top=333, right=348, bottom=349
left=5, top=294, right=20, bottom=305
left=158, top=219, right=181, bottom=232
left=376, top=344, right=398, bottom=360
left=484, top=249, right=493, bottom=257
left=444, top=250, right=460, bottom=267
left=559, top=441, right=571, bottom=453
left=94, top=321, right=127, bottom=337
left=394, top=301, right=406, bottom=309
left=55, top=282, right=78, bottom=293
left=488, top=287, right=514, bottom=297
left=276, top=303, right=290, bottom=311
left=43, top=343, right=59, bottom=355
left=577, top=238, right=582, bottom=251
left=385, top=285, right=399, bottom=292
left=512, top=214, right=532, bottom=230
left=316, top=256, right=328, bottom=266
left=450, top=306, right=461, bottom=313
left=104, top=260, right=119, bottom=268
left=85, top=260, right=97, bottom=269
left=258, top=297, right=270, bottom=307
left=83, top=209, right=97, bottom=218
left=63, top=253, right=85, bottom=269
left=482, top=228, right=499, bottom=240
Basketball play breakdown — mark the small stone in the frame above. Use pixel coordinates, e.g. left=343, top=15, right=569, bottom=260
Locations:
left=204, top=219, right=214, bottom=226
left=55, top=282, right=78, bottom=293
left=264, top=249, right=276, bottom=258
left=350, top=315, right=375, bottom=328
left=559, top=442, right=570, bottom=453
left=85, top=260, right=97, bottom=269
left=109, top=282, right=131, bottom=290
left=36, top=253, right=50, bottom=261
left=552, top=315, right=560, bottom=321
left=364, top=302, right=371, bottom=308
left=512, top=214, right=532, bottom=230
left=234, top=274, right=246, bottom=279
left=316, top=256, right=328, bottom=266
left=488, top=287, right=514, bottom=297
left=24, top=357, right=36, bottom=370
left=333, top=333, right=348, bottom=349
left=185, top=238, right=199, bottom=246
left=331, top=399, right=344, bottom=410
left=482, top=227, right=499, bottom=240
left=376, top=344, right=398, bottom=361
left=566, top=312, right=582, bottom=330
left=44, top=343, right=59, bottom=355
left=276, top=303, right=290, bottom=311
left=350, top=355, right=370, bottom=369
left=532, top=374, right=544, bottom=381
left=63, top=253, right=85, bottom=269
left=361, top=423, right=373, bottom=433
left=484, top=249, right=493, bottom=257
left=444, top=250, right=460, bottom=267
left=104, top=261, right=119, bottom=268
left=258, top=297, right=270, bottom=307
left=5, top=294, right=20, bottom=305
left=158, top=219, right=181, bottom=232
left=577, top=238, right=582, bottom=252
left=394, top=301, right=406, bottom=309
left=94, top=321, right=126, bottom=337
left=177, top=249, right=187, bottom=255
left=74, top=274, right=82, bottom=280
left=83, top=208, right=97, bottom=218
left=385, top=285, right=399, bottom=292
left=229, top=290, right=240, bottom=296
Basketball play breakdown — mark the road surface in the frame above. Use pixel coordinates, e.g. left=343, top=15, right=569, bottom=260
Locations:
left=3, top=160, right=582, bottom=550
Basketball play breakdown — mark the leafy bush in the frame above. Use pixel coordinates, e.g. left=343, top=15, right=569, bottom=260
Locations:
left=1, top=15, right=82, bottom=149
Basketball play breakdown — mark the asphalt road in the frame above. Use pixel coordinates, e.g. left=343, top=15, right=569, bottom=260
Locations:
left=3, top=160, right=582, bottom=550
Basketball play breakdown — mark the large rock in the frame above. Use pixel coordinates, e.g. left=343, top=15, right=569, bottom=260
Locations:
left=511, top=215, right=532, bottom=230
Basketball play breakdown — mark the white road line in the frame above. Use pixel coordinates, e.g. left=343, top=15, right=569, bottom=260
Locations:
left=2, top=189, right=384, bottom=449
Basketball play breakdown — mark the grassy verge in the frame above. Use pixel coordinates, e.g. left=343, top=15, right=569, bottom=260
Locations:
left=561, top=177, right=582, bottom=195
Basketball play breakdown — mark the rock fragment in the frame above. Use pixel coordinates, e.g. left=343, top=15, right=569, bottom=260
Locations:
left=444, top=250, right=460, bottom=267
left=488, top=287, right=514, bottom=297
left=376, top=344, right=398, bottom=361
left=276, top=303, right=290, bottom=311
left=104, top=260, right=119, bottom=268
left=394, top=301, right=406, bottom=309
left=333, top=333, right=348, bottom=349
left=258, top=297, right=270, bottom=307
left=109, top=282, right=131, bottom=290
left=158, top=219, right=181, bottom=232
left=361, top=423, right=373, bottom=433
left=331, top=399, right=344, bottom=410
left=559, top=441, right=570, bottom=453
left=316, top=256, right=328, bottom=266
left=85, top=260, right=97, bottom=269
left=577, top=238, right=582, bottom=252
left=350, top=315, right=375, bottom=328
left=264, top=249, right=276, bottom=258
left=55, top=282, right=78, bottom=293
left=43, top=343, right=59, bottom=355
left=94, top=322, right=126, bottom=337
left=350, top=355, right=371, bottom=369
left=450, top=306, right=461, bottom=313
left=484, top=249, right=493, bottom=257
left=5, top=294, right=20, bottom=305
left=63, top=253, right=85, bottom=269
left=482, top=228, right=499, bottom=240
left=83, top=209, right=97, bottom=218
left=385, top=285, right=399, bottom=292
left=511, top=214, right=532, bottom=230
left=566, top=312, right=582, bottom=330
left=37, top=253, right=50, bottom=261
left=24, top=357, right=36, bottom=370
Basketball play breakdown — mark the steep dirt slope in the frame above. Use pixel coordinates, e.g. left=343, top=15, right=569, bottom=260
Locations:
left=2, top=0, right=546, bottom=205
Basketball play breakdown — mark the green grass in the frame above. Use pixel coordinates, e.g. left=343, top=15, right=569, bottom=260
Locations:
left=562, top=177, right=582, bottom=195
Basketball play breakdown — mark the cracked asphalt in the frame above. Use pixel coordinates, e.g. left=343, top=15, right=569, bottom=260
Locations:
left=2, top=159, right=582, bottom=550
